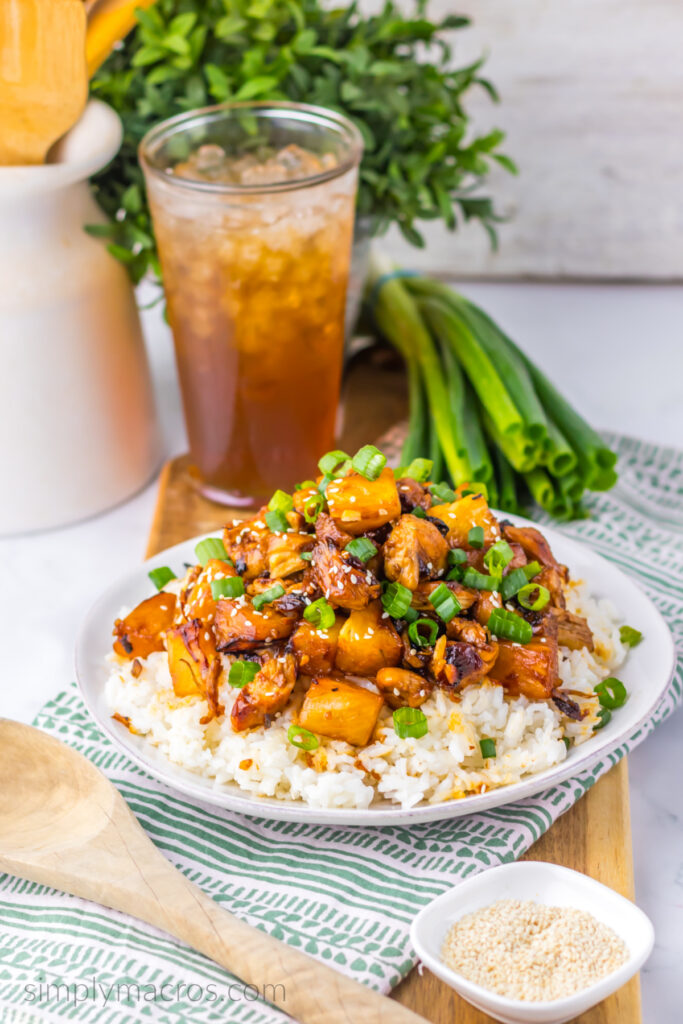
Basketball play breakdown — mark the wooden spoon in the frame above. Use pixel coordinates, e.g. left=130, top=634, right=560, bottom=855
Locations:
left=0, top=0, right=88, bottom=165
left=0, top=719, right=427, bottom=1024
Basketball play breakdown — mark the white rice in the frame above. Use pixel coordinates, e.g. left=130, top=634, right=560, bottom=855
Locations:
left=105, top=580, right=626, bottom=810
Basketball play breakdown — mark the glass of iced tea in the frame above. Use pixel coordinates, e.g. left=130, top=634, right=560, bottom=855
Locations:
left=139, top=102, right=363, bottom=506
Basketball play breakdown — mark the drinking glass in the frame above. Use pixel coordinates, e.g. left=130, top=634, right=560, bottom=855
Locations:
left=140, top=102, right=362, bottom=506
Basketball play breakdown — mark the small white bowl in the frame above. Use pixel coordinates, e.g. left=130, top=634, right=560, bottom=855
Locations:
left=410, top=862, right=654, bottom=1024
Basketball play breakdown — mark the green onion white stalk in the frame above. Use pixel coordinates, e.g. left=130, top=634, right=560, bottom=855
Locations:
left=366, top=251, right=619, bottom=520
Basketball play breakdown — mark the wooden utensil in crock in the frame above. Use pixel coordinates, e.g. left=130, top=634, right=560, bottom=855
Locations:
left=0, top=719, right=427, bottom=1024
left=0, top=0, right=88, bottom=165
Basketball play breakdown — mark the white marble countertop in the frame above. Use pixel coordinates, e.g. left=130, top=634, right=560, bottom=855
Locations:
left=1, top=280, right=681, bottom=1020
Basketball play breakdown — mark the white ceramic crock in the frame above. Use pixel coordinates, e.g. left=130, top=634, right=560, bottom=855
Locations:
left=0, top=100, right=160, bottom=534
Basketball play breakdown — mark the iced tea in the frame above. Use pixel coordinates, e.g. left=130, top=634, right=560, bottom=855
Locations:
left=140, top=103, right=362, bottom=506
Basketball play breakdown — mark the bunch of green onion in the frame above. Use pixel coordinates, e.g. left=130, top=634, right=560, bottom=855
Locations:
left=366, top=253, right=618, bottom=519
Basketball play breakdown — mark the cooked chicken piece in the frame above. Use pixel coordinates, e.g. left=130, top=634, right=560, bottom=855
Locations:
left=396, top=477, right=431, bottom=514
left=222, top=512, right=271, bottom=579
left=335, top=601, right=403, bottom=676
left=292, top=483, right=319, bottom=518
left=231, top=653, right=297, bottom=731
left=506, top=543, right=528, bottom=571
left=214, top=596, right=298, bottom=652
left=472, top=589, right=503, bottom=626
left=492, top=637, right=558, bottom=700
left=325, top=467, right=401, bottom=535
left=428, top=493, right=501, bottom=550
left=383, top=514, right=449, bottom=590
left=401, top=627, right=432, bottom=671
left=551, top=690, right=585, bottom=720
left=550, top=607, right=594, bottom=650
left=430, top=633, right=498, bottom=694
left=247, top=576, right=309, bottom=615
left=289, top=615, right=343, bottom=676
left=375, top=667, right=432, bottom=708
left=502, top=523, right=568, bottom=575
left=315, top=511, right=353, bottom=548
left=166, top=621, right=222, bottom=719
left=267, top=531, right=314, bottom=579
left=298, top=676, right=384, bottom=746
left=411, top=579, right=477, bottom=613
left=445, top=617, right=491, bottom=646
left=113, top=592, right=177, bottom=659
left=311, top=539, right=381, bottom=610
left=176, top=558, right=237, bottom=623
left=533, top=565, right=567, bottom=609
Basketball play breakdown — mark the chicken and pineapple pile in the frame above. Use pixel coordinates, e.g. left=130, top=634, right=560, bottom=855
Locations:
left=112, top=446, right=595, bottom=750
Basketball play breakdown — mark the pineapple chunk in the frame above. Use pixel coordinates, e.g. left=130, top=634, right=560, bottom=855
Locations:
left=290, top=616, right=343, bottom=676
left=325, top=467, right=401, bottom=535
left=335, top=601, right=402, bottom=676
left=166, top=621, right=221, bottom=719
left=429, top=493, right=500, bottom=549
left=113, top=592, right=177, bottom=659
left=299, top=676, right=384, bottom=746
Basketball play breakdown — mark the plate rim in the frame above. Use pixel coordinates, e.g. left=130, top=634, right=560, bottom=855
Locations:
left=74, top=511, right=677, bottom=826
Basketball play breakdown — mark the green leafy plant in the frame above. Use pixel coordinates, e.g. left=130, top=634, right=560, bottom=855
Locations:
left=91, top=0, right=515, bottom=284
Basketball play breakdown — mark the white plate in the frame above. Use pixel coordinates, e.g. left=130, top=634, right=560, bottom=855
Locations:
left=74, top=512, right=676, bottom=826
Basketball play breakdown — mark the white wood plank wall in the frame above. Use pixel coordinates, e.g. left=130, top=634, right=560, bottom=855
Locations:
left=381, top=0, right=683, bottom=279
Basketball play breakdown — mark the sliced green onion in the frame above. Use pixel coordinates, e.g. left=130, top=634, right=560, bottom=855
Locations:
left=265, top=509, right=289, bottom=534
left=522, top=561, right=542, bottom=581
left=408, top=618, right=439, bottom=648
left=382, top=581, right=413, bottom=618
left=318, top=450, right=351, bottom=476
left=487, top=607, right=533, bottom=643
left=484, top=540, right=514, bottom=573
left=228, top=660, right=260, bottom=688
left=402, top=607, right=419, bottom=623
left=447, top=566, right=464, bottom=582
left=619, top=625, right=643, bottom=648
left=300, top=552, right=312, bottom=562
left=448, top=548, right=468, bottom=567
left=428, top=582, right=461, bottom=622
left=517, top=583, right=550, bottom=611
left=593, top=707, right=612, bottom=731
left=211, top=576, right=244, bottom=600
left=352, top=444, right=386, bottom=480
left=411, top=505, right=427, bottom=519
left=345, top=537, right=378, bottom=563
left=594, top=677, right=628, bottom=709
left=500, top=567, right=529, bottom=601
left=562, top=736, right=571, bottom=751
left=318, top=474, right=332, bottom=495
left=268, top=489, right=294, bottom=514
left=303, top=492, right=324, bottom=524
left=393, top=706, right=429, bottom=740
left=303, top=596, right=336, bottom=630
left=460, top=481, right=489, bottom=501
left=294, top=479, right=316, bottom=491
left=148, top=566, right=176, bottom=590
left=479, top=737, right=496, bottom=759
left=401, top=457, right=433, bottom=483
left=252, top=584, right=285, bottom=611
left=430, top=482, right=457, bottom=503
left=195, top=537, right=230, bottom=566
left=288, top=724, right=320, bottom=751
left=468, top=526, right=484, bottom=549
left=462, top=566, right=500, bottom=591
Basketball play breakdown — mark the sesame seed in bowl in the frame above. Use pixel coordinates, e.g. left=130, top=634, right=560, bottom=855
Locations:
left=410, top=861, right=654, bottom=1024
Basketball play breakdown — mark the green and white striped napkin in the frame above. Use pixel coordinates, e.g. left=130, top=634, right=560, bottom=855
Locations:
left=1, top=434, right=681, bottom=1024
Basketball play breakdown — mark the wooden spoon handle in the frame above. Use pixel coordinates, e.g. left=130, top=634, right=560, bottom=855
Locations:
left=164, top=882, right=426, bottom=1024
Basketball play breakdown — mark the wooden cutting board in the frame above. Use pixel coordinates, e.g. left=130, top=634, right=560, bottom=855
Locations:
left=145, top=347, right=641, bottom=1024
